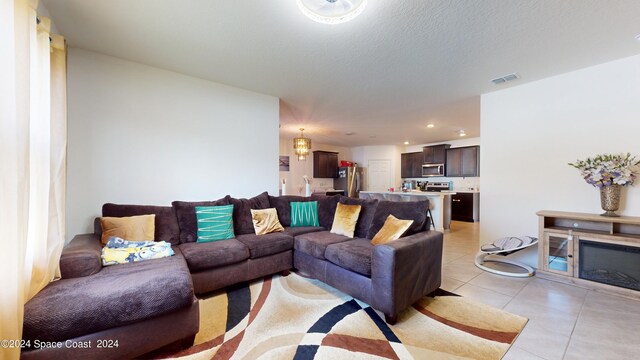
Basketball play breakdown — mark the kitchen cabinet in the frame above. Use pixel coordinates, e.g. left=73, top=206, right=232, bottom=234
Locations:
left=423, top=144, right=450, bottom=164
left=411, top=152, right=423, bottom=178
left=451, top=192, right=479, bottom=222
left=313, top=151, right=338, bottom=178
left=401, top=152, right=423, bottom=178
left=446, top=146, right=479, bottom=177
left=401, top=153, right=411, bottom=178
left=542, top=231, right=575, bottom=277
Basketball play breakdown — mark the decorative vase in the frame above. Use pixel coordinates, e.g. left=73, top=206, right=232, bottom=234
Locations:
left=600, top=185, right=621, bottom=217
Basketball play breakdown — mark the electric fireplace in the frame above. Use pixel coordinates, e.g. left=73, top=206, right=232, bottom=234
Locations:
left=579, top=240, right=640, bottom=291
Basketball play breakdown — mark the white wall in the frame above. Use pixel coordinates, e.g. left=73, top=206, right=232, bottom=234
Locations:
left=351, top=145, right=403, bottom=191
left=278, top=139, right=351, bottom=194
left=67, top=48, right=279, bottom=239
left=481, top=54, right=640, bottom=266
left=404, top=137, right=481, bottom=190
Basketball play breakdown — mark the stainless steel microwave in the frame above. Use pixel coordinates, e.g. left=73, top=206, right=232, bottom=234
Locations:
left=422, top=163, right=445, bottom=177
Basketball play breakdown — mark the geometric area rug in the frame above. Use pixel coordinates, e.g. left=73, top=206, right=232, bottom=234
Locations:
left=163, top=273, right=528, bottom=360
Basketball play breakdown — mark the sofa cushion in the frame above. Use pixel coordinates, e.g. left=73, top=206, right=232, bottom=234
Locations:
left=179, top=239, right=249, bottom=272
left=294, top=230, right=351, bottom=260
left=23, top=249, right=194, bottom=343
left=172, top=196, right=230, bottom=243
left=311, top=194, right=341, bottom=229
left=235, top=232, right=293, bottom=259
left=102, top=203, right=180, bottom=245
left=100, top=214, right=155, bottom=245
left=59, top=234, right=103, bottom=279
left=338, top=196, right=379, bottom=238
left=196, top=204, right=235, bottom=242
left=367, top=199, right=429, bottom=239
left=283, top=226, right=325, bottom=237
left=325, top=238, right=374, bottom=276
left=229, top=192, right=271, bottom=235
left=268, top=195, right=309, bottom=227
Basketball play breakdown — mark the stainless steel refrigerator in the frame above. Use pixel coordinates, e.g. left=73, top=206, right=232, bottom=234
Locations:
left=334, top=165, right=364, bottom=198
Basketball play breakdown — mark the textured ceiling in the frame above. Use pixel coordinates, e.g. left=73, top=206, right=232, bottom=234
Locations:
left=42, top=0, right=640, bottom=146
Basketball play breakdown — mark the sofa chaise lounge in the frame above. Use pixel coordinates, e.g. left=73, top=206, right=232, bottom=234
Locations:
left=21, top=192, right=443, bottom=359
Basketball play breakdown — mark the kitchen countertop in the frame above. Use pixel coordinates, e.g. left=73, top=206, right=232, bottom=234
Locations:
left=452, top=189, right=480, bottom=193
left=360, top=190, right=454, bottom=231
left=360, top=190, right=456, bottom=196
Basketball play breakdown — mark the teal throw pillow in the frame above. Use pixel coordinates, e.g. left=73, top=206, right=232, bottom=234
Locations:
left=195, top=205, right=235, bottom=242
left=290, top=201, right=320, bottom=227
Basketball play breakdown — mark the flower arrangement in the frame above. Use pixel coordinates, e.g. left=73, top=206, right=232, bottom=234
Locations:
left=569, top=153, right=640, bottom=188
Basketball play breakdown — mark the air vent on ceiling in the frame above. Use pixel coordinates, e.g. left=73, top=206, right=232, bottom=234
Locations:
left=490, top=73, right=520, bottom=85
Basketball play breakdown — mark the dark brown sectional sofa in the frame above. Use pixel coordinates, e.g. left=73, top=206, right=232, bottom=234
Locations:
left=21, top=192, right=443, bottom=359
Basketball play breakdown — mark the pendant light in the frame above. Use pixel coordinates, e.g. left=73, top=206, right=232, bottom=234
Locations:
left=293, top=128, right=312, bottom=161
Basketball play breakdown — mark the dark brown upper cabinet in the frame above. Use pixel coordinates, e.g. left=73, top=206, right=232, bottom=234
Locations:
left=423, top=144, right=450, bottom=164
left=401, top=152, right=423, bottom=178
left=445, top=146, right=480, bottom=177
left=313, top=151, right=339, bottom=178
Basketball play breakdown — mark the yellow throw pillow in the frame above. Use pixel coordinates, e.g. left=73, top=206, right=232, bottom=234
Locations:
left=330, top=203, right=362, bottom=238
left=371, top=215, right=414, bottom=245
left=100, top=214, right=155, bottom=245
left=251, top=208, right=285, bottom=235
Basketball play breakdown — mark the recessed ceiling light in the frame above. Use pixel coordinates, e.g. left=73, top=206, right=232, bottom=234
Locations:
left=404, top=141, right=409, bottom=145
left=459, top=130, right=466, bottom=137
left=297, top=0, right=368, bottom=25
left=426, top=124, right=435, bottom=128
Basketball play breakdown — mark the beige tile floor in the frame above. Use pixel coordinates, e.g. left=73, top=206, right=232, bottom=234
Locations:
left=441, top=221, right=640, bottom=360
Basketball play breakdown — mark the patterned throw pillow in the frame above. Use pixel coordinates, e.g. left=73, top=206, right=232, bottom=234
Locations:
left=290, top=201, right=320, bottom=227
left=370, top=215, right=414, bottom=245
left=195, top=205, right=235, bottom=243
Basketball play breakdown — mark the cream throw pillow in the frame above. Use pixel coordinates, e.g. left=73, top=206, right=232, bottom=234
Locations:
left=330, top=203, right=362, bottom=238
left=371, top=215, right=414, bottom=245
left=251, top=208, right=285, bottom=235
left=100, top=214, right=155, bottom=245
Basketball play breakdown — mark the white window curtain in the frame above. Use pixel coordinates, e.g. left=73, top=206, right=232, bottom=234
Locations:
left=0, top=0, right=67, bottom=358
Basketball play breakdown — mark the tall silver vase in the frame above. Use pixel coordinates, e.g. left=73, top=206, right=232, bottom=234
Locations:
left=600, top=185, right=621, bottom=217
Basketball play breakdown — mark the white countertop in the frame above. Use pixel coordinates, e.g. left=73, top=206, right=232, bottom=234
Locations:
left=360, top=190, right=456, bottom=197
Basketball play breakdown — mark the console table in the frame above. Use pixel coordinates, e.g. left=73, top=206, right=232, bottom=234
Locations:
left=537, top=210, right=640, bottom=300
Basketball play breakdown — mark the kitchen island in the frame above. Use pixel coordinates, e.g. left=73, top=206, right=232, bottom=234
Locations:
left=360, top=191, right=454, bottom=231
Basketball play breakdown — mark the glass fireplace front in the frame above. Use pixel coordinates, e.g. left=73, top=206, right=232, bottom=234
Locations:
left=579, top=240, right=640, bottom=291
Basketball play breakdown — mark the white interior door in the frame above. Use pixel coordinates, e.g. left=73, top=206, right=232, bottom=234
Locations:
left=367, top=159, right=391, bottom=192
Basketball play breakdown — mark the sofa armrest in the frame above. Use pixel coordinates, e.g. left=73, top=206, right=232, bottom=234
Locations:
left=59, top=233, right=103, bottom=279
left=371, top=230, right=443, bottom=320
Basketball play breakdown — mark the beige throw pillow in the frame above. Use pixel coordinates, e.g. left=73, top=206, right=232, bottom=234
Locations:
left=251, top=208, right=285, bottom=235
left=100, top=214, right=155, bottom=245
left=330, top=203, right=362, bottom=238
left=371, top=215, right=414, bottom=245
